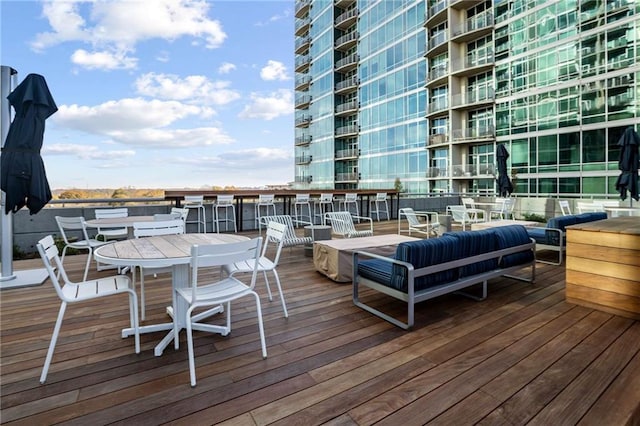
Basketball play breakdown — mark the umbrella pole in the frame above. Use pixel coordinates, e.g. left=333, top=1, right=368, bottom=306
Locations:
left=0, top=65, right=47, bottom=289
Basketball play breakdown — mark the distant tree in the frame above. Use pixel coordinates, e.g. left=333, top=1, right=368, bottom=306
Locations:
left=394, top=177, right=404, bottom=193
left=109, top=188, right=128, bottom=206
left=58, top=190, right=86, bottom=199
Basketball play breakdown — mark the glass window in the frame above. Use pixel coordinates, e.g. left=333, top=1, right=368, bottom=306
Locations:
left=538, top=135, right=557, bottom=166
left=582, top=129, right=605, bottom=163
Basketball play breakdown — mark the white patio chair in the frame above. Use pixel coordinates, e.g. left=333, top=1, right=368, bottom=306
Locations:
left=183, top=195, right=207, bottom=233
left=94, top=208, right=129, bottom=241
left=213, top=194, right=237, bottom=233
left=369, top=192, right=390, bottom=221
left=132, top=219, right=185, bottom=320
left=313, top=193, right=335, bottom=224
left=338, top=192, right=359, bottom=220
left=324, top=211, right=374, bottom=238
left=559, top=200, right=572, bottom=216
left=170, top=207, right=189, bottom=225
left=398, top=207, right=440, bottom=238
left=223, top=221, right=288, bottom=318
left=176, top=237, right=266, bottom=387
left=153, top=212, right=181, bottom=221
left=461, top=197, right=486, bottom=221
left=446, top=205, right=485, bottom=231
left=255, top=194, right=277, bottom=230
left=489, top=198, right=515, bottom=220
left=294, top=193, right=312, bottom=224
left=55, top=216, right=111, bottom=281
left=36, top=235, right=140, bottom=384
left=258, top=214, right=313, bottom=249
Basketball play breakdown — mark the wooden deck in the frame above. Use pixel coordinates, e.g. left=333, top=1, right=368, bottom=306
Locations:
left=2, top=221, right=639, bottom=425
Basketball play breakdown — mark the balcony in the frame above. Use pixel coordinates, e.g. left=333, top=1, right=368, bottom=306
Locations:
left=427, top=99, right=448, bottom=115
left=426, top=166, right=447, bottom=178
left=451, top=52, right=495, bottom=76
left=335, top=8, right=358, bottom=30
left=425, top=0, right=447, bottom=24
left=295, top=17, right=310, bottom=36
left=335, top=99, right=358, bottom=116
left=335, top=124, right=359, bottom=137
left=295, top=55, right=311, bottom=73
left=451, top=125, right=495, bottom=141
left=426, top=32, right=447, bottom=56
left=295, top=74, right=312, bottom=91
left=335, top=0, right=355, bottom=8
left=451, top=12, right=494, bottom=42
left=335, top=147, right=359, bottom=159
left=294, top=175, right=313, bottom=183
left=426, top=65, right=448, bottom=87
left=451, top=88, right=495, bottom=109
left=294, top=0, right=310, bottom=18
left=295, top=114, right=312, bottom=127
left=335, top=76, right=359, bottom=94
left=295, top=94, right=312, bottom=109
left=335, top=31, right=359, bottom=51
left=428, top=133, right=449, bottom=145
left=295, top=36, right=311, bottom=54
left=335, top=53, right=359, bottom=73
left=450, top=163, right=496, bottom=177
left=295, top=134, right=312, bottom=146
left=295, top=155, right=312, bottom=165
left=335, top=172, right=358, bottom=182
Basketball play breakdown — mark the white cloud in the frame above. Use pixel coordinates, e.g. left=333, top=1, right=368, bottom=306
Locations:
left=70, top=48, right=137, bottom=70
left=32, top=0, right=227, bottom=68
left=218, top=62, right=236, bottom=74
left=260, top=60, right=290, bottom=81
left=43, top=143, right=136, bottom=160
left=134, top=72, right=241, bottom=105
left=238, top=89, right=293, bottom=120
left=54, top=98, right=233, bottom=148
left=156, top=50, right=170, bottom=62
left=255, top=8, right=291, bottom=26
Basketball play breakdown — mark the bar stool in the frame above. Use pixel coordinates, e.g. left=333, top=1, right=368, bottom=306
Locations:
left=213, top=194, right=237, bottom=233
left=294, top=193, right=312, bottom=224
left=339, top=192, right=359, bottom=222
left=313, top=193, right=334, bottom=224
left=369, top=192, right=390, bottom=221
left=183, top=195, right=207, bottom=233
left=255, top=194, right=277, bottom=229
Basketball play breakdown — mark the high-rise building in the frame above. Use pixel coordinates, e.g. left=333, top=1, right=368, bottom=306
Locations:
left=294, top=0, right=639, bottom=198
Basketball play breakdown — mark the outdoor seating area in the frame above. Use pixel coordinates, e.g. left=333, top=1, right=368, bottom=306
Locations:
left=2, top=219, right=639, bottom=424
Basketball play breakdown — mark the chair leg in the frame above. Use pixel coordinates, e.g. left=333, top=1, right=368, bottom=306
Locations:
left=140, top=271, right=146, bottom=321
left=262, top=271, right=273, bottom=301
left=82, top=248, right=92, bottom=281
left=272, top=270, right=288, bottom=318
left=128, top=290, right=141, bottom=353
left=251, top=291, right=268, bottom=359
left=185, top=306, right=197, bottom=387
left=41, top=302, right=67, bottom=384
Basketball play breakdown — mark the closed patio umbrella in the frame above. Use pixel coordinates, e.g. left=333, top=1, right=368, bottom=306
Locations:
left=496, top=143, right=513, bottom=197
left=1, top=73, right=57, bottom=215
left=614, top=127, right=639, bottom=205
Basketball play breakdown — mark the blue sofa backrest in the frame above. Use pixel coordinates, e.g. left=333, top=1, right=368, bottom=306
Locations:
left=443, top=229, right=498, bottom=277
left=492, top=225, right=535, bottom=267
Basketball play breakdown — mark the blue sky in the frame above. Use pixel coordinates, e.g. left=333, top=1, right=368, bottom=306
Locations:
left=1, top=0, right=295, bottom=189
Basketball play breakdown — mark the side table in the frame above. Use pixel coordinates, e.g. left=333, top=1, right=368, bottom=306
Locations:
left=304, top=225, right=332, bottom=257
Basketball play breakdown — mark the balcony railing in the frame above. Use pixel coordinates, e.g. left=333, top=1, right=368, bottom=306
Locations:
left=335, top=124, right=359, bottom=136
left=451, top=163, right=496, bottom=177
left=295, top=134, right=312, bottom=146
left=426, top=167, right=447, bottom=178
left=335, top=8, right=358, bottom=29
left=335, top=99, right=358, bottom=114
left=427, top=32, right=447, bottom=51
left=452, top=12, right=494, bottom=37
left=426, top=0, right=447, bottom=20
left=428, top=133, right=448, bottom=145
left=295, top=36, right=311, bottom=54
left=335, top=76, right=359, bottom=92
left=294, top=0, right=310, bottom=18
left=294, top=55, right=311, bottom=72
left=295, top=114, right=312, bottom=127
left=428, top=100, right=448, bottom=114
left=335, top=31, right=359, bottom=50
left=335, top=172, right=358, bottom=181
left=295, top=155, right=312, bottom=165
left=295, top=94, right=312, bottom=109
left=295, top=74, right=312, bottom=90
left=335, top=148, right=358, bottom=159
left=295, top=17, right=310, bottom=36
left=427, top=65, right=448, bottom=82
left=451, top=88, right=495, bottom=107
left=335, top=53, right=358, bottom=72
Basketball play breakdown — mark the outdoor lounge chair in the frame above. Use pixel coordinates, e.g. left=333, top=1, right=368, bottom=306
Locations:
left=324, top=211, right=374, bottom=238
left=258, top=214, right=313, bottom=249
left=398, top=207, right=440, bottom=237
left=446, top=205, right=485, bottom=231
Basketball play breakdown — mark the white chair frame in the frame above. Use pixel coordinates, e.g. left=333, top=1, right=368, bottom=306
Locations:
left=338, top=193, right=360, bottom=220
left=255, top=194, right=277, bottom=229
left=258, top=215, right=313, bottom=249
left=294, top=193, right=312, bottom=224
left=55, top=216, right=110, bottom=281
left=183, top=195, right=207, bottom=233
left=324, top=211, right=374, bottom=238
left=369, top=193, right=390, bottom=221
left=213, top=195, right=237, bottom=233
left=398, top=208, right=440, bottom=238
left=446, top=205, right=485, bottom=231
left=94, top=208, right=129, bottom=241
left=36, top=235, right=140, bottom=384
left=313, top=193, right=335, bottom=224
left=559, top=200, right=572, bottom=216
left=177, top=237, right=266, bottom=387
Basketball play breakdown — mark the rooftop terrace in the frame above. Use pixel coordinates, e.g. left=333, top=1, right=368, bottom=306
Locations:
left=1, top=220, right=639, bottom=424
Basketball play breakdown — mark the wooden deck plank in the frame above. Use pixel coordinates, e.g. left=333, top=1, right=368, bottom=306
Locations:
left=1, top=220, right=639, bottom=425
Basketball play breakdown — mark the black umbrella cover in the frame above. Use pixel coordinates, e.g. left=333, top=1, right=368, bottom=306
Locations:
left=496, top=143, right=513, bottom=197
left=1, top=73, right=57, bottom=214
left=614, top=127, right=640, bottom=202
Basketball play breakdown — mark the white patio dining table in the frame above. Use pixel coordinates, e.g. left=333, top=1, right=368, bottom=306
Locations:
left=94, top=233, right=249, bottom=356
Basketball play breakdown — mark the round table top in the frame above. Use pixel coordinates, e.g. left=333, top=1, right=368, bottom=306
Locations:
left=94, top=233, right=250, bottom=268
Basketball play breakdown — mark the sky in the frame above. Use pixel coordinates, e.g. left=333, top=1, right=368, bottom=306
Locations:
left=1, top=0, right=295, bottom=190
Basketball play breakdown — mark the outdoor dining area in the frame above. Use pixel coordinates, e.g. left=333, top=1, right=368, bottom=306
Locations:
left=2, top=205, right=640, bottom=424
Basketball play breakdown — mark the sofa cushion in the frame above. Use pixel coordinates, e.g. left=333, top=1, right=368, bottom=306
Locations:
left=526, top=227, right=550, bottom=245
left=443, top=229, right=498, bottom=277
left=391, top=236, right=460, bottom=292
left=547, top=215, right=578, bottom=232
left=357, top=258, right=393, bottom=287
left=493, top=225, right=534, bottom=267
left=575, top=212, right=607, bottom=223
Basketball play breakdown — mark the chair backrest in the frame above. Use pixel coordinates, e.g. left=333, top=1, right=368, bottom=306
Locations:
left=263, top=221, right=287, bottom=265
left=190, top=238, right=263, bottom=301
left=95, top=208, right=128, bottom=219
left=184, top=195, right=204, bottom=206
left=295, top=193, right=310, bottom=203
left=375, top=193, right=387, bottom=201
left=133, top=219, right=185, bottom=238
left=559, top=200, right=571, bottom=216
left=259, top=215, right=299, bottom=241
left=399, top=208, right=421, bottom=227
left=258, top=194, right=275, bottom=204
left=325, top=211, right=357, bottom=236
left=55, top=216, right=91, bottom=244
left=154, top=213, right=181, bottom=221
left=319, top=193, right=333, bottom=202
left=344, top=193, right=357, bottom=202
left=461, top=197, right=476, bottom=209
left=446, top=205, right=471, bottom=222
left=217, top=195, right=234, bottom=205
left=37, top=235, right=70, bottom=300
left=170, top=207, right=189, bottom=223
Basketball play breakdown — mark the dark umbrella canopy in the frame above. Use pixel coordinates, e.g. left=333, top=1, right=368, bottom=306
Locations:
left=1, top=73, right=57, bottom=215
left=614, top=127, right=639, bottom=202
left=496, top=143, right=513, bottom=197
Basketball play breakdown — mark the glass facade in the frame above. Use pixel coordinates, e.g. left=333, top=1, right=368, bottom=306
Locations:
left=295, top=0, right=640, bottom=198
